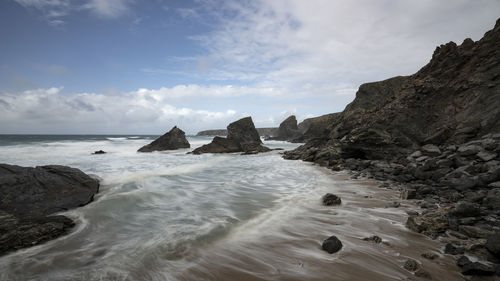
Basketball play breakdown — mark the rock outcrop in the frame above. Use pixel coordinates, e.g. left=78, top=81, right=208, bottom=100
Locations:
left=269, top=115, right=302, bottom=141
left=284, top=18, right=500, bottom=277
left=196, top=127, right=278, bottom=137
left=0, top=164, right=99, bottom=255
left=294, top=113, right=340, bottom=143
left=138, top=126, right=190, bottom=152
left=192, top=117, right=270, bottom=154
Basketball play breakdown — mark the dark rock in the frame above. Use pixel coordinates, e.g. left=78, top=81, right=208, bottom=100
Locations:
left=322, top=193, right=341, bottom=206
left=0, top=164, right=99, bottom=256
left=450, top=202, right=481, bottom=217
left=444, top=242, right=465, bottom=255
left=192, top=117, right=270, bottom=154
left=461, top=262, right=496, bottom=276
left=271, top=115, right=302, bottom=141
left=458, top=225, right=493, bottom=238
left=322, top=235, right=343, bottom=254
left=363, top=236, right=382, bottom=243
left=414, top=269, right=432, bottom=279
left=92, top=150, right=106, bottom=154
left=403, top=259, right=419, bottom=271
left=421, top=144, right=441, bottom=156
left=485, top=232, right=500, bottom=257
left=456, top=255, right=472, bottom=267
left=401, top=188, right=417, bottom=199
left=421, top=252, right=439, bottom=260
left=138, top=126, right=190, bottom=152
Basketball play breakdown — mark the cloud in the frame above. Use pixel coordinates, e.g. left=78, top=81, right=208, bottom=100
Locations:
left=189, top=0, right=500, bottom=93
left=0, top=87, right=244, bottom=134
left=13, top=0, right=133, bottom=25
left=85, top=0, right=131, bottom=18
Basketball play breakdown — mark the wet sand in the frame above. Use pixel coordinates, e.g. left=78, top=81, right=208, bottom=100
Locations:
left=173, top=170, right=463, bottom=281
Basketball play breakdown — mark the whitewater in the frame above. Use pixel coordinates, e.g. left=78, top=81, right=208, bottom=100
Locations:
left=0, top=135, right=460, bottom=280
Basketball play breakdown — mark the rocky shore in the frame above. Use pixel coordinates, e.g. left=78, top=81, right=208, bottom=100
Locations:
left=285, top=18, right=500, bottom=278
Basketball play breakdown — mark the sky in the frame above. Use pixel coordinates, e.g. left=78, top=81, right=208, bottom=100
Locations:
left=0, top=0, right=499, bottom=134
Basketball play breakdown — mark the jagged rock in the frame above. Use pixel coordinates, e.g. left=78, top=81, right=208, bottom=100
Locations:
left=322, top=235, right=343, bottom=254
left=322, top=193, right=341, bottom=206
left=270, top=115, right=302, bottom=141
left=192, top=117, right=270, bottom=154
left=461, top=262, right=496, bottom=276
left=0, top=164, right=99, bottom=256
left=138, top=126, right=190, bottom=152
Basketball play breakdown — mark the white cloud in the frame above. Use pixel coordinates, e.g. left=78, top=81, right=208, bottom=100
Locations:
left=0, top=87, right=245, bottom=134
left=190, top=0, right=500, bottom=93
left=85, top=0, right=131, bottom=18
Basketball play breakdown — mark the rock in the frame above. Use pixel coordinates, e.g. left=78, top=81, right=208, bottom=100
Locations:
left=458, top=225, right=493, bottom=238
left=421, top=252, right=439, bottom=260
left=458, top=145, right=483, bottom=157
left=403, top=259, right=419, bottom=271
left=92, top=150, right=106, bottom=154
left=271, top=115, right=302, bottom=141
left=485, top=232, right=500, bottom=257
left=363, top=236, right=382, bottom=243
left=410, top=151, right=422, bottom=158
left=450, top=202, right=481, bottom=217
left=322, top=235, right=343, bottom=254
left=414, top=269, right=432, bottom=279
left=138, top=126, right=190, bottom=152
left=401, top=188, right=417, bottom=200
left=488, top=181, right=500, bottom=188
left=322, top=193, right=342, bottom=206
left=444, top=242, right=465, bottom=255
left=456, top=255, right=472, bottom=267
left=421, top=144, right=441, bottom=156
left=0, top=164, right=99, bottom=256
left=461, top=262, right=496, bottom=276
left=192, top=117, right=270, bottom=154
left=477, top=151, right=497, bottom=161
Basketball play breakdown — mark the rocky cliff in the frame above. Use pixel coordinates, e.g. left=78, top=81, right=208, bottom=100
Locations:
left=197, top=127, right=278, bottom=137
left=286, top=18, right=500, bottom=162
left=285, top=18, right=500, bottom=277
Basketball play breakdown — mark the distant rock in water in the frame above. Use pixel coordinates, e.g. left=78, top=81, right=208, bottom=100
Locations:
left=138, top=126, right=190, bottom=152
left=192, top=117, right=270, bottom=154
left=0, top=164, right=99, bottom=255
left=269, top=115, right=302, bottom=141
left=93, top=150, right=106, bottom=154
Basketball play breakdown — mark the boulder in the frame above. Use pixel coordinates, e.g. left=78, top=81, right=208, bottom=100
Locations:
left=322, top=235, right=343, bottom=254
left=444, top=242, right=465, bottom=255
left=0, top=164, right=99, bottom=255
left=322, top=193, right=341, bottom=206
left=403, top=259, right=419, bottom=271
left=456, top=256, right=472, bottom=267
left=421, top=144, right=441, bottom=156
left=449, top=202, right=481, bottom=217
left=192, top=117, right=270, bottom=154
left=138, top=126, right=190, bottom=152
left=92, top=150, right=106, bottom=154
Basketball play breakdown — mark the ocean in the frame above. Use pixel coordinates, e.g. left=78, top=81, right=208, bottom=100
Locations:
left=0, top=135, right=460, bottom=281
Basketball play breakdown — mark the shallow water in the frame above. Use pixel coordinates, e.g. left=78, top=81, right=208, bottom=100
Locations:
left=0, top=135, right=462, bottom=280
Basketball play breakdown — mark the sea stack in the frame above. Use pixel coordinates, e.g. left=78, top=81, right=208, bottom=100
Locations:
left=192, top=117, right=270, bottom=154
left=138, top=126, right=190, bottom=152
left=269, top=115, right=302, bottom=141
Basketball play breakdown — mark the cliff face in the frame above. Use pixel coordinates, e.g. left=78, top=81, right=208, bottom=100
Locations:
left=286, top=19, right=500, bottom=162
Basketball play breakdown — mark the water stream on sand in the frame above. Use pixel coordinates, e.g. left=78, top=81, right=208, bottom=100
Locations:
left=0, top=135, right=461, bottom=280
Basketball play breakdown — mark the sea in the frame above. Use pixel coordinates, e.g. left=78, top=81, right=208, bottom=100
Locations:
left=0, top=135, right=461, bottom=281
